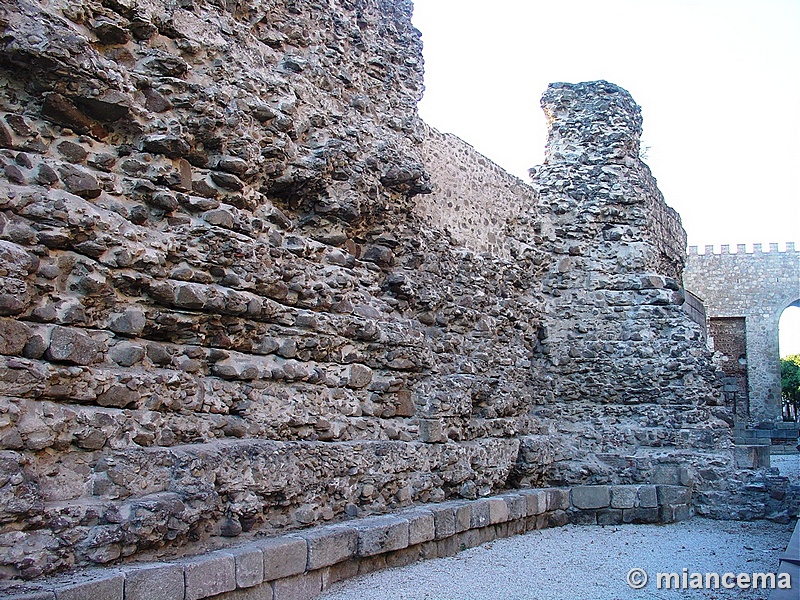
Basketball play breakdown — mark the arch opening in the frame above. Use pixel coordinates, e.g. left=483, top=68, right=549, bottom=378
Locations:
left=778, top=301, right=800, bottom=422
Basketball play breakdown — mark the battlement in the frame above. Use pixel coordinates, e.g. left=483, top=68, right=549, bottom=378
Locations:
left=688, top=242, right=797, bottom=255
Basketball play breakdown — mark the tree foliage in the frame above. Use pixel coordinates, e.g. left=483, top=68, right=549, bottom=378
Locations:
left=780, top=354, right=800, bottom=421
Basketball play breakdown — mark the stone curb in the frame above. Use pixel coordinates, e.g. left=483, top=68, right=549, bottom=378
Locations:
left=2, top=484, right=692, bottom=600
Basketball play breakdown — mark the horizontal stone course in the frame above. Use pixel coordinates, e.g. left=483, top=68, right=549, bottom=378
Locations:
left=3, top=484, right=692, bottom=600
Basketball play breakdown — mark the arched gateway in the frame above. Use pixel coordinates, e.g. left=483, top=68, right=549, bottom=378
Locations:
left=683, top=243, right=800, bottom=428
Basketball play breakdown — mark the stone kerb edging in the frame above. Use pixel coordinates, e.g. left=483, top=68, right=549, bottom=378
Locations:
left=2, top=484, right=692, bottom=600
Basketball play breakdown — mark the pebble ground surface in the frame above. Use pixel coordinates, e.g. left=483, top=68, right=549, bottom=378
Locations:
left=320, top=455, right=798, bottom=600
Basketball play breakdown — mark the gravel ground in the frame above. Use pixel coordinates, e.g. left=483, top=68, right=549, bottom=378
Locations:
left=321, top=455, right=798, bottom=600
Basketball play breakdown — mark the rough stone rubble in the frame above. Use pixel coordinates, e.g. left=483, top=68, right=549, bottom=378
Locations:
left=0, top=0, right=795, bottom=584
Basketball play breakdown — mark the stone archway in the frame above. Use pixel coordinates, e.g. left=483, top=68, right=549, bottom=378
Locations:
left=683, top=243, right=800, bottom=425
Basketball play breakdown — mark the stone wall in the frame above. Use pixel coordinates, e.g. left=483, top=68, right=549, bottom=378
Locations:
left=0, top=0, right=549, bottom=579
left=684, top=243, right=800, bottom=423
left=415, top=124, right=537, bottom=259
left=1, top=484, right=695, bottom=600
left=0, top=0, right=760, bottom=586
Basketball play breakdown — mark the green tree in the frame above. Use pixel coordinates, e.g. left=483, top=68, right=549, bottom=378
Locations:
left=780, top=354, right=800, bottom=421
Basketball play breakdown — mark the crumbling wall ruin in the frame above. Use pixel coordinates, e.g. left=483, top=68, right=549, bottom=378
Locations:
left=0, top=0, right=777, bottom=586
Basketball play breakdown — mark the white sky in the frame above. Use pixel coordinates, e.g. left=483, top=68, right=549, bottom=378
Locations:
left=412, top=0, right=800, bottom=356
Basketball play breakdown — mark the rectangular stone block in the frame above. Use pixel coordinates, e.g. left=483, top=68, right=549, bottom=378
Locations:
left=660, top=503, right=691, bottom=523
left=321, top=559, right=359, bottom=589
left=406, top=510, right=435, bottom=545
left=469, top=499, right=490, bottom=529
left=610, top=486, right=637, bottom=509
left=124, top=563, right=185, bottom=600
left=297, top=525, right=357, bottom=570
left=271, top=572, right=322, bottom=600
left=353, top=516, right=409, bottom=557
left=436, top=535, right=460, bottom=557
left=508, top=519, right=526, bottom=536
left=488, top=498, right=510, bottom=524
left=623, top=507, right=660, bottom=524
left=456, top=528, right=482, bottom=550
left=257, top=536, right=308, bottom=581
left=356, top=554, right=387, bottom=576
left=53, top=572, right=124, bottom=600
left=454, top=502, right=471, bottom=533
left=656, top=485, right=691, bottom=506
left=597, top=509, right=623, bottom=525
left=215, top=585, right=274, bottom=600
left=569, top=509, right=597, bottom=525
left=519, top=489, right=547, bottom=516
left=428, top=504, right=456, bottom=539
left=500, top=494, right=527, bottom=520
left=637, top=485, right=658, bottom=508
left=183, top=551, right=236, bottom=600
left=546, top=488, right=570, bottom=511
left=385, top=545, right=422, bottom=568
left=230, top=543, right=265, bottom=589
left=571, top=486, right=610, bottom=510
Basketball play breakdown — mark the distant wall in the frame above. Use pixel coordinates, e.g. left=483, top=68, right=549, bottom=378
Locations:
left=416, top=125, right=535, bottom=259
left=684, top=243, right=800, bottom=423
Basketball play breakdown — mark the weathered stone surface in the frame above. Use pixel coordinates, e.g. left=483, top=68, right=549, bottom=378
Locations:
left=571, top=486, right=610, bottom=510
left=51, top=572, right=124, bottom=600
left=353, top=516, right=409, bottom=557
left=272, top=572, right=322, bottom=600
left=230, top=544, right=265, bottom=589
left=0, top=318, right=30, bottom=355
left=123, top=563, right=184, bottom=600
left=44, top=326, right=103, bottom=365
left=258, top=536, right=307, bottom=582
left=182, top=551, right=236, bottom=600
left=610, top=486, right=638, bottom=509
left=405, top=510, right=435, bottom=545
left=298, top=526, right=357, bottom=570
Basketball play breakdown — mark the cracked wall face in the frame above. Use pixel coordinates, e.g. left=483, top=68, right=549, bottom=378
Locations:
left=0, top=0, right=752, bottom=582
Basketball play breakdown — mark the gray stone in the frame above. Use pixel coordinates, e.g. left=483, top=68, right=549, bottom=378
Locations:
left=519, top=490, right=548, bottom=516
left=656, top=485, right=692, bottom=506
left=58, top=164, right=101, bottom=199
left=230, top=543, right=265, bottom=589
left=257, top=536, right=307, bottom=581
left=108, top=309, right=146, bottom=337
left=56, top=140, right=88, bottom=163
left=346, top=364, right=373, bottom=389
left=0, top=317, right=30, bottom=355
left=353, top=516, right=409, bottom=557
left=182, top=551, right=236, bottom=600
left=637, top=485, right=658, bottom=508
left=406, top=510, right=435, bottom=545
left=109, top=342, right=145, bottom=367
left=610, top=486, right=638, bottom=509
left=52, top=571, right=124, bottom=600
left=622, top=507, right=660, bottom=524
left=487, top=498, right=510, bottom=524
left=428, top=504, right=456, bottom=540
left=271, top=572, right=321, bottom=600
left=546, top=489, right=570, bottom=511
left=469, top=499, right=490, bottom=529
left=123, top=563, right=185, bottom=600
left=143, top=135, right=190, bottom=158
left=45, top=326, right=103, bottom=365
left=297, top=526, right=357, bottom=570
left=217, top=156, right=249, bottom=175
left=572, top=486, right=611, bottom=510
